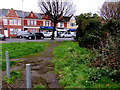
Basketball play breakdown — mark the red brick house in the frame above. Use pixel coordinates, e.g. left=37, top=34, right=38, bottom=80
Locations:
left=0, top=8, right=23, bottom=37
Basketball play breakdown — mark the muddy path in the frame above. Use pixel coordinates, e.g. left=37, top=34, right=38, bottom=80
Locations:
left=2, top=42, right=61, bottom=88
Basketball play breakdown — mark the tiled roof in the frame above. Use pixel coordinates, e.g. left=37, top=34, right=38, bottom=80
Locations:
left=0, top=9, right=9, bottom=17
left=0, top=9, right=71, bottom=21
left=0, top=9, right=44, bottom=19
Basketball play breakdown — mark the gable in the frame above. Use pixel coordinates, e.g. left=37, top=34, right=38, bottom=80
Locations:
left=6, top=8, right=19, bottom=17
left=26, top=11, right=38, bottom=19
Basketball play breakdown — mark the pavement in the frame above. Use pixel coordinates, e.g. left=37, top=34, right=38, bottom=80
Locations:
left=0, top=37, right=74, bottom=43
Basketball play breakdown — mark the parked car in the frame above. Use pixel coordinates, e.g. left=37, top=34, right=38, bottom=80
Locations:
left=0, top=34, right=6, bottom=41
left=60, top=32, right=73, bottom=38
left=25, top=33, right=45, bottom=40
left=42, top=32, right=52, bottom=38
left=71, top=32, right=76, bottom=37
left=16, top=31, right=31, bottom=38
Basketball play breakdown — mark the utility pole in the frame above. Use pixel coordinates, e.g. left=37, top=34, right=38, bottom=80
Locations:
left=22, top=0, right=24, bottom=31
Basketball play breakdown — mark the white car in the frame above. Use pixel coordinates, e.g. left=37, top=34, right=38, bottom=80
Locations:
left=16, top=31, right=31, bottom=38
left=71, top=32, right=76, bottom=37
left=60, top=32, right=73, bottom=38
left=42, top=32, right=52, bottom=38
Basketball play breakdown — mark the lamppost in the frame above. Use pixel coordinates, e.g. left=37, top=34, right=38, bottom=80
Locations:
left=22, top=0, right=24, bottom=31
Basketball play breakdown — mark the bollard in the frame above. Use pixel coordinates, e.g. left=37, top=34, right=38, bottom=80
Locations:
left=26, top=64, right=32, bottom=88
left=35, top=35, right=36, bottom=41
left=10, top=37, right=12, bottom=42
left=5, top=51, right=10, bottom=78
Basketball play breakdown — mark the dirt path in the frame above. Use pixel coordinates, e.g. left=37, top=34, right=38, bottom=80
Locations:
left=2, top=42, right=61, bottom=88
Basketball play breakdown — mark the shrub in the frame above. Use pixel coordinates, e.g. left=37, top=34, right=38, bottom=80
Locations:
left=76, top=13, right=104, bottom=49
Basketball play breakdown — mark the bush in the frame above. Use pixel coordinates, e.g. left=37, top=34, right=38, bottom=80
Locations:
left=92, top=20, right=120, bottom=82
left=76, top=13, right=104, bottom=49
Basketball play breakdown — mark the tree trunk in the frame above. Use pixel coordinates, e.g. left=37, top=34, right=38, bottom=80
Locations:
left=51, top=23, right=57, bottom=40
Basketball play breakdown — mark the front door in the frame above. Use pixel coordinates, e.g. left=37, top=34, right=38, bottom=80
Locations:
left=4, top=29, right=8, bottom=37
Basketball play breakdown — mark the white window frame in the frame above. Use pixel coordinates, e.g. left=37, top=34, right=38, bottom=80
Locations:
left=3, top=19, right=8, bottom=25
left=58, top=22, right=64, bottom=27
left=10, top=19, right=13, bottom=25
left=18, top=28, right=21, bottom=31
left=18, top=20, right=21, bottom=25
left=45, top=21, right=49, bottom=26
left=14, top=19, right=17, bottom=25
left=13, top=28, right=17, bottom=34
left=10, top=28, right=14, bottom=34
left=49, top=21, right=51, bottom=26
left=34, top=20, right=36, bottom=25
left=31, top=20, right=34, bottom=25
left=70, top=23, right=75, bottom=27
left=27, top=20, right=30, bottom=25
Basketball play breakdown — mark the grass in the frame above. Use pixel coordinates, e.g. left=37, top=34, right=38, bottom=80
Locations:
left=52, top=41, right=120, bottom=88
left=2, top=42, right=49, bottom=59
left=1, top=59, right=24, bottom=71
left=34, top=85, right=46, bottom=88
left=3, top=70, right=21, bottom=84
left=1, top=42, right=49, bottom=71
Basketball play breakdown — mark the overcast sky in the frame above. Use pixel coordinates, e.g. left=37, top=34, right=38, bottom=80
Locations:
left=0, top=0, right=106, bottom=15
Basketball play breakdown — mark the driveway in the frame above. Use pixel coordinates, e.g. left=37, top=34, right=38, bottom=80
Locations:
left=0, top=38, right=74, bottom=43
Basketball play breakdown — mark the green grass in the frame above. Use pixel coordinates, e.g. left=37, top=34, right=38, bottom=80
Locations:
left=34, top=85, right=46, bottom=88
left=52, top=41, right=120, bottom=88
left=0, top=59, right=24, bottom=71
left=1, top=42, right=48, bottom=71
left=2, top=42, right=48, bottom=59
left=3, top=70, right=21, bottom=84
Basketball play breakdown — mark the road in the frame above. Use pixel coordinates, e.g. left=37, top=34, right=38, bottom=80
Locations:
left=0, top=37, right=74, bottom=43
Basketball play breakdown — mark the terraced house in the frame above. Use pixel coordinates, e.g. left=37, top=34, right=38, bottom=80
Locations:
left=0, top=8, right=77, bottom=37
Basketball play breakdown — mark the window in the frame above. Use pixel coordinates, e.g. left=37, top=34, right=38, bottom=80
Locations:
left=10, top=19, right=13, bottom=25
left=14, top=19, right=17, bottom=25
left=34, top=20, right=36, bottom=25
left=27, top=20, right=30, bottom=25
left=49, top=21, right=51, bottom=26
left=18, top=29, right=21, bottom=31
left=31, top=20, right=34, bottom=25
left=10, top=28, right=14, bottom=34
left=27, top=20, right=36, bottom=25
left=10, top=28, right=18, bottom=34
left=59, top=22, right=64, bottom=27
left=45, top=21, right=49, bottom=26
left=70, top=23, right=75, bottom=27
left=14, top=28, right=17, bottom=34
left=30, top=29, right=36, bottom=33
left=18, top=20, right=21, bottom=25
left=3, top=19, right=7, bottom=25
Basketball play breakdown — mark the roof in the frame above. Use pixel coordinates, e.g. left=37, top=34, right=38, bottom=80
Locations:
left=0, top=9, right=44, bottom=19
left=0, top=9, right=71, bottom=21
left=0, top=9, right=9, bottom=17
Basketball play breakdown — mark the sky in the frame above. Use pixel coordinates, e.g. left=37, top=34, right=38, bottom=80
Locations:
left=0, top=0, right=106, bottom=15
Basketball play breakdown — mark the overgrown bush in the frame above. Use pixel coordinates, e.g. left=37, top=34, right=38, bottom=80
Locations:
left=76, top=13, right=104, bottom=49
left=92, top=20, right=120, bottom=81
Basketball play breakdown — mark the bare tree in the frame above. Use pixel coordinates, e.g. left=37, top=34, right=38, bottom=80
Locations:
left=100, top=0, right=120, bottom=22
left=38, top=0, right=75, bottom=40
